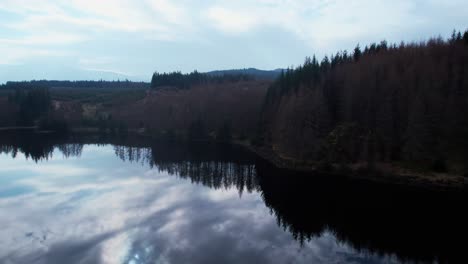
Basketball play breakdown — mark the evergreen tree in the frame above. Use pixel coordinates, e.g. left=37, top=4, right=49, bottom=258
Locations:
left=353, top=44, right=362, bottom=62
left=450, top=29, right=457, bottom=43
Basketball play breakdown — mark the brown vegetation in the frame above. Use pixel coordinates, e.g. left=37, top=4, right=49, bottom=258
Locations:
left=111, top=80, right=270, bottom=138
left=259, top=35, right=468, bottom=177
left=0, top=79, right=270, bottom=139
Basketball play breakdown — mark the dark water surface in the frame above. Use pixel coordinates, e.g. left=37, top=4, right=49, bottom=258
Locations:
left=0, top=132, right=465, bottom=264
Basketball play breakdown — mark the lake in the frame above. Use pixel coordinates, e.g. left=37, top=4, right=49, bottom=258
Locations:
left=0, top=132, right=465, bottom=264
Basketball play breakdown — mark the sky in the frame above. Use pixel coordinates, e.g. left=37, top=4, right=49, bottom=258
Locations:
left=0, top=145, right=397, bottom=263
left=0, top=0, right=467, bottom=83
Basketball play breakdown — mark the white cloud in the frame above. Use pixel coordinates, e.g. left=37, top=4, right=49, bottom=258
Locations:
left=205, top=6, right=261, bottom=34
left=147, top=0, right=190, bottom=26
left=0, top=33, right=87, bottom=46
left=0, top=45, right=71, bottom=65
left=78, top=57, right=115, bottom=68
left=1, top=1, right=467, bottom=46
left=202, top=0, right=421, bottom=49
left=0, top=0, right=65, bottom=15
left=0, top=0, right=467, bottom=78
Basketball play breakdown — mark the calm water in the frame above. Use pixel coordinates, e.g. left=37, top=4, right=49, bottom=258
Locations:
left=0, top=132, right=465, bottom=264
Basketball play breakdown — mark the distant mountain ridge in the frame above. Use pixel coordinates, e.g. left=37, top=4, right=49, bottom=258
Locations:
left=206, top=68, right=283, bottom=80
left=0, top=67, right=283, bottom=86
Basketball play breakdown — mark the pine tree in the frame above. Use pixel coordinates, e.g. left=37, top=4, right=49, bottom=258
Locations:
left=353, top=44, right=362, bottom=62
left=450, top=29, right=457, bottom=43
left=463, top=30, right=468, bottom=45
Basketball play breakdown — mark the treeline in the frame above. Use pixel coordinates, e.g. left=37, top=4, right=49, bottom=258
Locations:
left=206, top=68, right=282, bottom=80
left=151, top=70, right=253, bottom=89
left=268, top=30, right=468, bottom=99
left=138, top=79, right=269, bottom=140
left=112, top=142, right=258, bottom=193
left=8, top=87, right=51, bottom=125
left=260, top=29, right=468, bottom=173
left=1, top=80, right=149, bottom=90
left=6, top=87, right=69, bottom=131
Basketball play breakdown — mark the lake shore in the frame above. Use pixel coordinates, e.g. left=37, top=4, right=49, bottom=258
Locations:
left=236, top=141, right=467, bottom=192
left=0, top=126, right=36, bottom=131
left=2, top=127, right=465, bottom=192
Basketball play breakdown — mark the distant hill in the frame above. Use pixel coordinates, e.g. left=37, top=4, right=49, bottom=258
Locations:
left=206, top=68, right=283, bottom=80
left=0, top=80, right=150, bottom=90
left=0, top=64, right=148, bottom=85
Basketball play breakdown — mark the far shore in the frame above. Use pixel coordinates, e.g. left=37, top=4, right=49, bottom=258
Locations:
left=0, top=126, right=36, bottom=131
left=2, top=127, right=466, bottom=192
left=235, top=141, right=467, bottom=193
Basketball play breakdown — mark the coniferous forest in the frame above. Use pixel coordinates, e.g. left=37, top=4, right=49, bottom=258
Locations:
left=259, top=31, right=468, bottom=176
left=1, top=29, right=468, bottom=182
left=2, top=2, right=468, bottom=264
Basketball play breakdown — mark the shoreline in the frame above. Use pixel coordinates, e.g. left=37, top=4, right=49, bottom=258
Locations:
left=2, top=128, right=465, bottom=192
left=0, top=126, right=36, bottom=131
left=234, top=141, right=467, bottom=192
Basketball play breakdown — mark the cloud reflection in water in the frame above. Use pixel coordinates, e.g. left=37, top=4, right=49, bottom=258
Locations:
left=0, top=144, right=399, bottom=264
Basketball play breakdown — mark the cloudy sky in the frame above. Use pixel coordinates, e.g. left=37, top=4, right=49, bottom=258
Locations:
left=0, top=0, right=467, bottom=83
left=0, top=145, right=397, bottom=263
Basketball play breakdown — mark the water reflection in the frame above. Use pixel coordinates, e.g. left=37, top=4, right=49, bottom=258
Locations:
left=0, top=132, right=465, bottom=264
left=114, top=143, right=259, bottom=195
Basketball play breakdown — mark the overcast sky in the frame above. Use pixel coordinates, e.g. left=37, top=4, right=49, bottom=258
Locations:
left=0, top=0, right=467, bottom=83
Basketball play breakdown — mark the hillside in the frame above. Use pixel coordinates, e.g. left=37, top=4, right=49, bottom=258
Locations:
left=0, top=77, right=270, bottom=140
left=112, top=80, right=270, bottom=138
left=1, top=31, right=467, bottom=186
left=258, top=32, right=468, bottom=181
left=206, top=68, right=283, bottom=80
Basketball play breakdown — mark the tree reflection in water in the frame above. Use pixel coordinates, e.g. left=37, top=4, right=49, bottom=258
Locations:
left=113, top=142, right=259, bottom=195
left=0, top=131, right=465, bottom=264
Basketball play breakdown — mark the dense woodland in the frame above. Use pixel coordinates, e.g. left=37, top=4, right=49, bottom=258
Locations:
left=260, top=30, right=468, bottom=174
left=123, top=80, right=269, bottom=140
left=150, top=70, right=253, bottom=89
left=0, top=76, right=269, bottom=140
left=1, top=29, right=467, bottom=175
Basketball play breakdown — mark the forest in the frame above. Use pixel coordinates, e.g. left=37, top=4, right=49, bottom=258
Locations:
left=150, top=70, right=254, bottom=89
left=0, top=73, right=269, bottom=141
left=1, top=29, right=467, bottom=179
left=259, top=29, right=468, bottom=175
